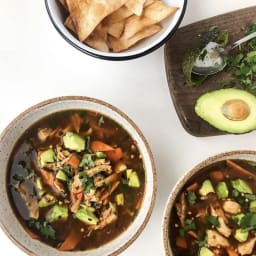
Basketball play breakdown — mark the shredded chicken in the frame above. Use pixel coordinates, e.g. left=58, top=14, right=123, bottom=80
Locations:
left=210, top=205, right=231, bottom=237
left=94, top=204, right=118, bottom=230
left=238, top=237, right=256, bottom=255
left=37, top=127, right=62, bottom=142
left=175, top=193, right=187, bottom=227
left=222, top=200, right=241, bottom=215
left=83, top=189, right=99, bottom=206
left=71, top=174, right=84, bottom=194
left=207, top=230, right=230, bottom=248
left=94, top=159, right=110, bottom=166
left=56, top=145, right=71, bottom=161
left=86, top=164, right=112, bottom=177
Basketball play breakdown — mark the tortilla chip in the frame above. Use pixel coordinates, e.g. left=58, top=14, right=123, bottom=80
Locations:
left=107, top=21, right=125, bottom=38
left=104, top=6, right=133, bottom=25
left=122, top=1, right=178, bottom=39
left=109, top=24, right=162, bottom=52
left=85, top=24, right=109, bottom=52
left=64, top=16, right=76, bottom=33
left=59, top=0, right=68, bottom=9
left=66, top=0, right=128, bottom=42
left=143, top=1, right=178, bottom=21
left=125, top=0, right=146, bottom=16
left=144, top=0, right=156, bottom=7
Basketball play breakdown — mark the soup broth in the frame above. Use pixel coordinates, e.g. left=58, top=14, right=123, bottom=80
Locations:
left=170, top=159, right=256, bottom=256
left=8, top=110, right=145, bottom=251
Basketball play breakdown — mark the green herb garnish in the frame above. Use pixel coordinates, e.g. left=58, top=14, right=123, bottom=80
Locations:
left=187, top=191, right=197, bottom=205
left=206, top=215, right=220, bottom=228
left=179, top=219, right=196, bottom=237
left=79, top=154, right=95, bottom=168
left=28, top=219, right=56, bottom=240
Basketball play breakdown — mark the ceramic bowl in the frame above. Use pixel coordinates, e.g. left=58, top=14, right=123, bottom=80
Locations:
left=44, top=0, right=187, bottom=60
left=0, top=96, right=156, bottom=256
left=162, top=150, right=256, bottom=256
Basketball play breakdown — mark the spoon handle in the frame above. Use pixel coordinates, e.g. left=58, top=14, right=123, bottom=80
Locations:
left=232, top=31, right=256, bottom=48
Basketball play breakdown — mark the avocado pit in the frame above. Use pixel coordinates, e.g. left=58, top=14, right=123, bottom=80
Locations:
left=221, top=99, right=250, bottom=121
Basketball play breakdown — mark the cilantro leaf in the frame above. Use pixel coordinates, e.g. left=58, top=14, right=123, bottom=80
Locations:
left=79, top=154, right=95, bottom=168
left=206, top=216, right=220, bottom=227
left=28, top=219, right=56, bottom=240
left=187, top=191, right=197, bottom=205
left=179, top=219, right=196, bottom=237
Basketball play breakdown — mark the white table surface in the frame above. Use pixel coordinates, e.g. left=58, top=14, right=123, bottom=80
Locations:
left=1, top=0, right=256, bottom=255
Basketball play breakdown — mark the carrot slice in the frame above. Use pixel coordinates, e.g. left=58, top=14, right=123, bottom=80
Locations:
left=226, top=159, right=256, bottom=180
left=176, top=236, right=188, bottom=249
left=68, top=154, right=80, bottom=169
left=226, top=247, right=239, bottom=256
left=58, top=229, right=83, bottom=251
left=40, top=169, right=54, bottom=186
left=209, top=170, right=225, bottom=181
left=106, top=147, right=123, bottom=162
left=135, top=196, right=143, bottom=210
left=91, top=140, right=114, bottom=152
left=187, top=230, right=198, bottom=239
left=186, top=183, right=199, bottom=192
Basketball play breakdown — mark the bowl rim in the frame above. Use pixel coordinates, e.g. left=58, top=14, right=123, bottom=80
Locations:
left=44, top=0, right=187, bottom=61
left=162, top=150, right=256, bottom=256
left=0, top=96, right=157, bottom=256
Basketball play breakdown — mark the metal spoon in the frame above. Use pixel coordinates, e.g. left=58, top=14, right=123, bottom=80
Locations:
left=192, top=31, right=256, bottom=76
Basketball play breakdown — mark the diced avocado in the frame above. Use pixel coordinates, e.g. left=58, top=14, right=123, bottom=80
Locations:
left=128, top=171, right=140, bottom=188
left=195, top=88, right=256, bottom=134
left=249, top=200, right=256, bottom=212
left=75, top=207, right=99, bottom=225
left=234, top=228, right=249, bottom=242
left=36, top=177, right=45, bottom=197
left=216, top=181, right=229, bottom=199
left=38, top=194, right=56, bottom=208
left=95, top=152, right=106, bottom=159
left=126, top=169, right=133, bottom=179
left=115, top=193, right=124, bottom=206
left=232, top=213, right=245, bottom=226
left=47, top=204, right=68, bottom=222
left=56, top=170, right=68, bottom=181
left=199, top=180, right=215, bottom=196
left=231, top=179, right=253, bottom=194
left=199, top=247, right=214, bottom=256
left=63, top=132, right=85, bottom=152
left=40, top=148, right=56, bottom=166
left=36, top=177, right=43, bottom=191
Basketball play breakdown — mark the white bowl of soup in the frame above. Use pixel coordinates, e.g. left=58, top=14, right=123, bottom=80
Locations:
left=0, top=96, right=156, bottom=256
left=163, top=151, right=256, bottom=256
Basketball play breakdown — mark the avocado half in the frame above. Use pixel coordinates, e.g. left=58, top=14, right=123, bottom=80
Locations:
left=195, top=88, right=256, bottom=134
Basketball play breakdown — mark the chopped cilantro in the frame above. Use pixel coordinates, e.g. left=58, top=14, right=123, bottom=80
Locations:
left=206, top=215, right=220, bottom=228
left=79, top=154, right=95, bottom=168
left=187, top=191, right=197, bottom=205
left=179, top=219, right=196, bottom=237
left=28, top=219, right=56, bottom=240
left=240, top=213, right=256, bottom=230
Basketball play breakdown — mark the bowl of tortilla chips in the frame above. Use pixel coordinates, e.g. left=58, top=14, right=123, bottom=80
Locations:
left=45, top=0, right=187, bottom=60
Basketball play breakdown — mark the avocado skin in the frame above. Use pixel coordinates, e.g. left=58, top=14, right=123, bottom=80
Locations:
left=195, top=88, right=256, bottom=134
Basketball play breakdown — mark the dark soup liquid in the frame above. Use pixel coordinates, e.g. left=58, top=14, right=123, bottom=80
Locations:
left=8, top=110, right=145, bottom=251
left=170, top=159, right=256, bottom=256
